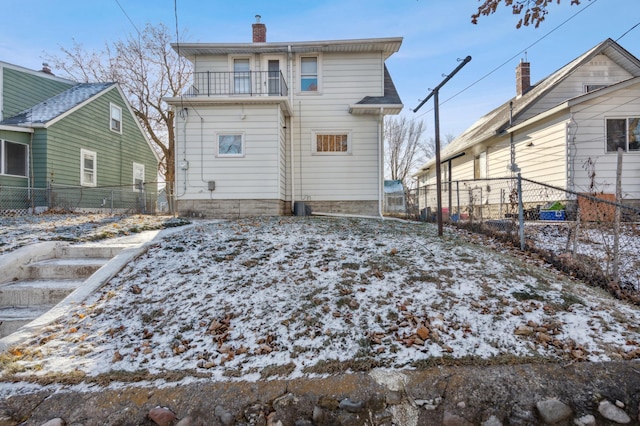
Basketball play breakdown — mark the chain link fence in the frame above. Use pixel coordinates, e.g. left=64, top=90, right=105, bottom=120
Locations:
left=0, top=183, right=159, bottom=216
left=401, top=177, right=640, bottom=299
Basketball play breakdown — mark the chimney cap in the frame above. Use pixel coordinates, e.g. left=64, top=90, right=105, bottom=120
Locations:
left=255, top=15, right=261, bottom=23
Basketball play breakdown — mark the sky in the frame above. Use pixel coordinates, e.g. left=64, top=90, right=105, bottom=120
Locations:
left=1, top=0, right=639, bottom=139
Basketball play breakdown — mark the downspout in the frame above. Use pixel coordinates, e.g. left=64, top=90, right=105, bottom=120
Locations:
left=29, top=131, right=34, bottom=212
left=378, top=107, right=384, bottom=219
left=288, top=45, right=295, bottom=213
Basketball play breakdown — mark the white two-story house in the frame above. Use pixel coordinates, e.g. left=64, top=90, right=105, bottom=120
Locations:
left=165, top=16, right=403, bottom=218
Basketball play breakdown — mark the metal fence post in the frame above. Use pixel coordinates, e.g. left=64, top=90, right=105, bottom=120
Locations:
left=518, top=173, right=524, bottom=250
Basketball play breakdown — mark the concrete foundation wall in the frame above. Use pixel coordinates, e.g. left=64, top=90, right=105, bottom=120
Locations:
left=176, top=199, right=289, bottom=218
left=304, top=200, right=379, bottom=217
left=176, top=199, right=380, bottom=218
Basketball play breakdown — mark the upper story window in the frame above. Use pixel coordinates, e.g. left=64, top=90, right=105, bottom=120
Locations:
left=313, top=132, right=350, bottom=155
left=234, top=58, right=251, bottom=94
left=217, top=133, right=244, bottom=157
left=81, top=149, right=97, bottom=187
left=133, top=162, right=145, bottom=190
left=1, top=140, right=28, bottom=177
left=110, top=103, right=122, bottom=133
left=300, top=56, right=318, bottom=92
left=606, top=118, right=640, bottom=152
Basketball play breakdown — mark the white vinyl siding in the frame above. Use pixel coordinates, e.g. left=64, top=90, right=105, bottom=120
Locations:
left=570, top=82, right=640, bottom=199
left=515, top=54, right=633, bottom=126
left=290, top=52, right=383, bottom=201
left=175, top=105, right=281, bottom=200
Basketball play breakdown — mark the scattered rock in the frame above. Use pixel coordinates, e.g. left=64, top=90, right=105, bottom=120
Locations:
left=40, top=419, right=65, bottom=426
left=598, top=400, right=631, bottom=424
left=481, top=415, right=503, bottom=426
left=148, top=406, right=177, bottom=426
left=339, top=398, right=364, bottom=413
left=443, top=411, right=473, bottom=426
left=536, top=399, right=572, bottom=424
left=176, top=416, right=193, bottom=426
left=574, top=414, right=596, bottom=426
left=215, top=405, right=234, bottom=426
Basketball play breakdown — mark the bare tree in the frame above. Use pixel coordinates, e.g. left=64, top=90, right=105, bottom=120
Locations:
left=472, top=0, right=582, bottom=28
left=384, top=116, right=429, bottom=186
left=44, top=23, right=192, bottom=211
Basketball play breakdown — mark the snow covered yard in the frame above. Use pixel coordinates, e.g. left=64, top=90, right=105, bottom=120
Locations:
left=2, top=215, right=640, bottom=387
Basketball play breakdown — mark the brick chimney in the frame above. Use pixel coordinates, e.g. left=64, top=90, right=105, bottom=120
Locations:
left=41, top=63, right=54, bottom=75
left=516, top=59, right=530, bottom=97
left=252, top=15, right=266, bottom=43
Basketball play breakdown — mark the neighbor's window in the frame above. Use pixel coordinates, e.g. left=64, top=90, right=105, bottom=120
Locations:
left=3, top=140, right=28, bottom=177
left=133, top=162, right=145, bottom=190
left=217, top=134, right=244, bottom=157
left=313, top=132, right=350, bottom=154
left=474, top=151, right=487, bottom=179
left=606, top=118, right=640, bottom=152
left=110, top=103, right=122, bottom=133
left=300, top=56, right=318, bottom=92
left=584, top=84, right=607, bottom=93
left=80, top=149, right=97, bottom=187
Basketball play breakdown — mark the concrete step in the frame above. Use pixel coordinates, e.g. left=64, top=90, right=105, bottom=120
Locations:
left=57, top=245, right=126, bottom=259
left=24, top=258, right=109, bottom=280
left=0, top=305, right=54, bottom=337
left=0, top=279, right=83, bottom=307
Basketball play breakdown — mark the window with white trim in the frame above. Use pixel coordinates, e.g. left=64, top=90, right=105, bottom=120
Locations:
left=474, top=151, right=487, bottom=179
left=300, top=56, right=318, bottom=92
left=110, top=103, right=122, bottom=133
left=80, top=149, right=97, bottom=187
left=606, top=118, right=640, bottom=152
left=217, top=134, right=244, bottom=157
left=1, top=140, right=28, bottom=177
left=133, top=162, right=145, bottom=190
left=312, top=132, right=351, bottom=154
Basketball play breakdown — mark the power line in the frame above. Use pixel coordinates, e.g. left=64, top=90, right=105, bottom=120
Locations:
left=415, top=0, right=599, bottom=120
left=114, top=0, right=141, bottom=36
left=617, top=21, right=640, bottom=42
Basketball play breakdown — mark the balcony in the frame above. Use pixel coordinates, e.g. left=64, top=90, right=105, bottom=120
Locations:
left=185, top=71, right=288, bottom=97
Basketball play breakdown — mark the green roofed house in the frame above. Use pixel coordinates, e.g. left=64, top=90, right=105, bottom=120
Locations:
left=0, top=61, right=159, bottom=213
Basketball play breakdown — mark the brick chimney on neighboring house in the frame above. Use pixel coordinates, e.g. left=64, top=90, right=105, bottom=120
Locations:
left=41, top=63, right=54, bottom=75
left=252, top=15, right=266, bottom=43
left=516, top=59, right=530, bottom=97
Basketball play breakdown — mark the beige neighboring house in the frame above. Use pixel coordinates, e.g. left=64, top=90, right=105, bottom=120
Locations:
left=165, top=17, right=403, bottom=218
left=415, top=38, right=640, bottom=211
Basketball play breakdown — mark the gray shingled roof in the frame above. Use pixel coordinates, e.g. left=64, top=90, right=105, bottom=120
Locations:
left=355, top=65, right=402, bottom=105
left=1, top=83, right=114, bottom=126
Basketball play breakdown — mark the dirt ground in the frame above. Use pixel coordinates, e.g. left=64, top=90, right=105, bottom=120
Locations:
left=2, top=361, right=640, bottom=425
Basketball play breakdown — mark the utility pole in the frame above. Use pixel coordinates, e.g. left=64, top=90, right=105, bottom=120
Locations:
left=413, top=56, right=472, bottom=236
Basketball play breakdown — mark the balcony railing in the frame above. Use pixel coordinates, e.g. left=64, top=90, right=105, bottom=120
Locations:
left=185, top=71, right=288, bottom=97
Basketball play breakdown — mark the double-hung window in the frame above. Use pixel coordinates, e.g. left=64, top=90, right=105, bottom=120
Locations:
left=1, top=140, right=28, bottom=177
left=133, top=162, right=145, bottom=190
left=300, top=56, right=318, bottom=92
left=110, top=103, right=122, bottom=133
left=81, top=149, right=97, bottom=187
left=217, top=133, right=244, bottom=157
left=312, top=132, right=350, bottom=155
left=606, top=118, right=640, bottom=152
